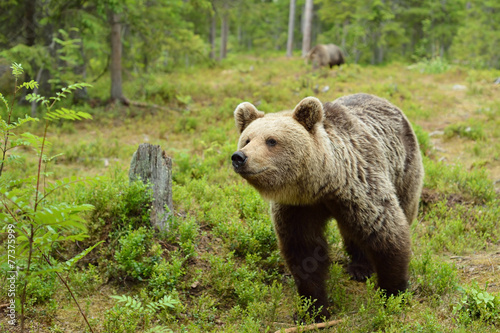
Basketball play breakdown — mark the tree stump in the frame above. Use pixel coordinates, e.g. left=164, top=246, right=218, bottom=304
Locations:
left=129, top=143, right=173, bottom=231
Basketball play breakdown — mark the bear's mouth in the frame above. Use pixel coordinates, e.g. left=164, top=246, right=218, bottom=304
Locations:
left=235, top=167, right=269, bottom=177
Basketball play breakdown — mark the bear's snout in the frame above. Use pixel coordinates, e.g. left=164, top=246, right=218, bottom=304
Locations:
left=231, top=151, right=247, bottom=169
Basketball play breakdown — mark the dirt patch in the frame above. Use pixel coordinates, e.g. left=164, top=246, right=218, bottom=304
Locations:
left=450, top=251, right=500, bottom=293
left=420, top=187, right=473, bottom=207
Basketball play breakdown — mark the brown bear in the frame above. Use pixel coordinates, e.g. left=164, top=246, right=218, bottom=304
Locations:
left=231, top=93, right=424, bottom=319
left=307, top=44, right=345, bottom=69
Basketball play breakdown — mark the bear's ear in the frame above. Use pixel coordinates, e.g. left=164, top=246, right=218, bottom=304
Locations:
left=292, top=97, right=324, bottom=132
left=234, top=102, right=265, bottom=134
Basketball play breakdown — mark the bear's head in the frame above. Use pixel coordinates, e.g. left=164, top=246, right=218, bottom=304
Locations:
left=231, top=97, right=327, bottom=205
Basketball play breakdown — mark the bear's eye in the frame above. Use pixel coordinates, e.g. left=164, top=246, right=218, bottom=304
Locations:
left=266, top=138, right=277, bottom=147
left=245, top=138, right=250, bottom=145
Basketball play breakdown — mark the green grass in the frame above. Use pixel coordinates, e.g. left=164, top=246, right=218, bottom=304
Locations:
left=1, top=54, right=500, bottom=332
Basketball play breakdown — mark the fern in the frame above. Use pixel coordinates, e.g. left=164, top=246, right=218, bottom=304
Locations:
left=25, top=93, right=48, bottom=106
left=45, top=108, right=93, bottom=121
left=110, top=295, right=145, bottom=311
left=0, top=62, right=97, bottom=332
left=0, top=92, right=9, bottom=111
left=110, top=293, right=180, bottom=314
left=49, top=83, right=92, bottom=105
left=10, top=62, right=23, bottom=78
left=18, top=80, right=39, bottom=91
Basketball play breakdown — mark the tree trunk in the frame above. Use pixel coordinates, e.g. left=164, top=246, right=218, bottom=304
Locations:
left=286, top=0, right=296, bottom=57
left=73, top=30, right=88, bottom=103
left=109, top=12, right=127, bottom=104
left=302, top=0, right=313, bottom=57
left=209, top=4, right=217, bottom=60
left=24, top=0, right=36, bottom=47
left=129, top=144, right=173, bottom=231
left=220, top=13, right=229, bottom=60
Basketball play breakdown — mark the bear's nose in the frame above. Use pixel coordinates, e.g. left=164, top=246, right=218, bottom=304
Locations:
left=231, top=151, right=247, bottom=169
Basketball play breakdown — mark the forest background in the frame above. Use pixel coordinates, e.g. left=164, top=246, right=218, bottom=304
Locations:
left=1, top=0, right=499, bottom=102
left=1, top=0, right=500, bottom=332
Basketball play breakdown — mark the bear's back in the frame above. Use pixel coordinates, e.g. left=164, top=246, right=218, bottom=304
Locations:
left=325, top=93, right=416, bottom=153
left=324, top=93, right=423, bottom=223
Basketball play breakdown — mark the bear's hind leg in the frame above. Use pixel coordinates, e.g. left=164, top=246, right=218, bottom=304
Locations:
left=344, top=240, right=374, bottom=282
left=365, top=225, right=411, bottom=295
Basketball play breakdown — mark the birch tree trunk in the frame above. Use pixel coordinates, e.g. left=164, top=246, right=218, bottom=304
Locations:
left=220, top=12, right=229, bottom=60
left=302, top=0, right=313, bottom=57
left=286, top=0, right=296, bottom=57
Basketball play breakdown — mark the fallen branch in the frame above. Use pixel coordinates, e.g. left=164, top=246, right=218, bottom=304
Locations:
left=128, top=100, right=170, bottom=111
left=274, top=319, right=343, bottom=333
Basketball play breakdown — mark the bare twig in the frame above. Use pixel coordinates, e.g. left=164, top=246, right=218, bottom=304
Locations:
left=273, top=319, right=343, bottom=333
left=39, top=251, right=95, bottom=333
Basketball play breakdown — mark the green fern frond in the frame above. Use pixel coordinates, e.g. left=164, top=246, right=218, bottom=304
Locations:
left=13, top=132, right=47, bottom=151
left=13, top=115, right=39, bottom=127
left=45, top=108, right=92, bottom=122
left=110, top=295, right=145, bottom=311
left=26, top=93, right=48, bottom=105
left=10, top=63, right=23, bottom=77
left=18, top=80, right=39, bottom=91
left=32, top=202, right=93, bottom=229
left=0, top=93, right=9, bottom=112
left=64, top=241, right=103, bottom=270
left=146, top=303, right=160, bottom=312
left=156, top=295, right=180, bottom=309
left=49, top=83, right=92, bottom=104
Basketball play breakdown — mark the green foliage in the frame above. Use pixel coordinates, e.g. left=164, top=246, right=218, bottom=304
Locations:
left=74, top=172, right=152, bottom=241
left=408, top=57, right=452, bottom=74
left=451, top=0, right=500, bottom=69
left=0, top=63, right=98, bottom=331
left=413, top=124, right=433, bottom=156
left=110, top=294, right=180, bottom=315
left=113, top=227, right=162, bottom=281
left=356, top=279, right=412, bottom=331
left=423, top=156, right=496, bottom=203
left=105, top=294, right=179, bottom=333
left=445, top=122, right=486, bottom=141
left=411, top=251, right=458, bottom=297
left=69, top=264, right=103, bottom=296
left=453, top=285, right=500, bottom=325
left=294, top=295, right=325, bottom=325
left=147, top=252, right=186, bottom=299
left=417, top=199, right=500, bottom=254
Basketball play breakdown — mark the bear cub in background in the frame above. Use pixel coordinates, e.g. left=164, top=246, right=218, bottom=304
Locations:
left=231, top=93, right=424, bottom=319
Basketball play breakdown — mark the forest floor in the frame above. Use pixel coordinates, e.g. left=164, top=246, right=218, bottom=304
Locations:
left=1, top=55, right=500, bottom=332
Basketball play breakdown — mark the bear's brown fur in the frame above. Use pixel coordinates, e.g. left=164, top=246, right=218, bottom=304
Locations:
left=307, top=44, right=345, bottom=69
left=231, top=93, right=424, bottom=319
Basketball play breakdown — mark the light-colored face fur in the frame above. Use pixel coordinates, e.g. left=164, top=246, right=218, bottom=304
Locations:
left=233, top=97, right=330, bottom=205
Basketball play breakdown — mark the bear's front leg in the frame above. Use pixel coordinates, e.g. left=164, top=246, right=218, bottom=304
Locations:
left=272, top=203, right=331, bottom=321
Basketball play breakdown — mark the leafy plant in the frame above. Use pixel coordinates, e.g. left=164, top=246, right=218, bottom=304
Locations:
left=408, top=57, right=452, bottom=74
left=0, top=63, right=98, bottom=331
left=113, top=227, right=162, bottom=281
left=107, top=294, right=180, bottom=332
left=295, top=295, right=325, bottom=325
left=147, top=253, right=186, bottom=299
left=444, top=122, right=486, bottom=141
left=453, top=286, right=500, bottom=325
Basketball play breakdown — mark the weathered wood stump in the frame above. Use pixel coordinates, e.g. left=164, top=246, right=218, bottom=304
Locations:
left=129, top=143, right=173, bottom=231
